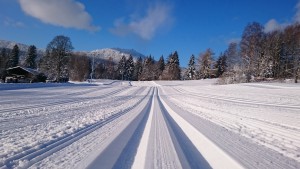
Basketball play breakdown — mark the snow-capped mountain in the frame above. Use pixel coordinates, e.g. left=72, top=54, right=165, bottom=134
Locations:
left=0, top=40, right=44, bottom=64
left=86, top=48, right=145, bottom=63
left=0, top=39, right=30, bottom=52
left=0, top=39, right=145, bottom=63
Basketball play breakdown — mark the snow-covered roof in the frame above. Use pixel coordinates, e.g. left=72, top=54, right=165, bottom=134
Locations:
left=7, top=66, right=40, bottom=75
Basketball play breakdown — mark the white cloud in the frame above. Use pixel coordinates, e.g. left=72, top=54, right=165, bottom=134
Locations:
left=264, top=0, right=300, bottom=33
left=18, top=0, right=99, bottom=31
left=111, top=2, right=173, bottom=40
left=3, top=17, right=26, bottom=28
left=264, top=19, right=283, bottom=33
left=294, top=0, right=300, bottom=22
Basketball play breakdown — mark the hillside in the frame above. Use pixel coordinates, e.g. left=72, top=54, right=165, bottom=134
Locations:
left=0, top=40, right=146, bottom=63
left=0, top=40, right=44, bottom=65
left=85, top=48, right=145, bottom=63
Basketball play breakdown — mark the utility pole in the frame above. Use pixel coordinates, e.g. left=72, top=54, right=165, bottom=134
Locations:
left=90, top=53, right=95, bottom=83
left=294, top=48, right=300, bottom=83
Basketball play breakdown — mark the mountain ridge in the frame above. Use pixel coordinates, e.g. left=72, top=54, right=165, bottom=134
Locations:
left=0, top=39, right=146, bottom=63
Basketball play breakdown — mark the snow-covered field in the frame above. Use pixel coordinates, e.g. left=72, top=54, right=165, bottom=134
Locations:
left=0, top=80, right=299, bottom=169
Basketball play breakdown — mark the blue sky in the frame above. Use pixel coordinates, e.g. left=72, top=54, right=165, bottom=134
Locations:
left=0, top=0, right=299, bottom=66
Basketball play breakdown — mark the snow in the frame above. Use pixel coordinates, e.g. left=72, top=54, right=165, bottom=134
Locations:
left=86, top=48, right=145, bottom=62
left=160, top=81, right=300, bottom=161
left=0, top=80, right=299, bottom=169
left=132, top=92, right=155, bottom=169
left=159, top=90, right=244, bottom=169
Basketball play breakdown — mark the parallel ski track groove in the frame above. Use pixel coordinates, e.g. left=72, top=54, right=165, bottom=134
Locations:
left=0, top=87, right=147, bottom=130
left=159, top=88, right=300, bottom=169
left=1, top=87, right=151, bottom=169
left=166, top=87, right=300, bottom=152
left=172, top=87, right=300, bottom=110
left=172, top=93, right=300, bottom=133
left=0, top=86, right=131, bottom=114
left=90, top=88, right=154, bottom=169
left=156, top=89, right=211, bottom=169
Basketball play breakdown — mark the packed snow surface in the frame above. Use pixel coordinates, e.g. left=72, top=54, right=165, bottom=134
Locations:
left=0, top=79, right=299, bottom=169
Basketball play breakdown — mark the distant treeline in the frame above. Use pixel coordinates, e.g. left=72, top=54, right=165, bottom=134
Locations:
left=0, top=35, right=181, bottom=82
left=1, top=22, right=299, bottom=83
left=192, top=22, right=300, bottom=84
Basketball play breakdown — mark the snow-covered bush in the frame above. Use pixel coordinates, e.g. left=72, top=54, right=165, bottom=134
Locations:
left=217, top=70, right=248, bottom=84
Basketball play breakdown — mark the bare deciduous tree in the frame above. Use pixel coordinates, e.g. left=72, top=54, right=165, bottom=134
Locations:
left=43, top=35, right=73, bottom=82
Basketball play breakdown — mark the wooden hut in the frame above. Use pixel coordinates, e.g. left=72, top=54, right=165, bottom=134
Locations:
left=5, top=66, right=42, bottom=83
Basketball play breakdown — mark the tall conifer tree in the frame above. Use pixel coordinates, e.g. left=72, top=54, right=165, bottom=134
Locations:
left=24, top=45, right=37, bottom=69
left=8, top=45, right=19, bottom=68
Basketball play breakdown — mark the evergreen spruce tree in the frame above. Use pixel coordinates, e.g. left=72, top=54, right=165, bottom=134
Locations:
left=24, top=45, right=37, bottom=69
left=118, top=55, right=126, bottom=80
left=186, top=55, right=196, bottom=80
left=216, top=53, right=227, bottom=77
left=0, top=48, right=9, bottom=80
left=133, top=57, right=143, bottom=81
left=8, top=45, right=19, bottom=68
left=0, top=48, right=8, bottom=69
left=170, top=51, right=181, bottom=80
left=162, top=51, right=181, bottom=80
left=156, top=55, right=165, bottom=79
left=125, top=55, right=134, bottom=80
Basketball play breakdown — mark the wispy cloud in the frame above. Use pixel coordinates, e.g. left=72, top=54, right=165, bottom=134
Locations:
left=226, top=38, right=241, bottom=45
left=264, top=19, right=286, bottom=33
left=18, top=0, right=99, bottom=31
left=264, top=0, right=300, bottom=33
left=3, top=17, right=26, bottom=28
left=111, top=2, right=173, bottom=40
left=294, top=0, right=300, bottom=22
